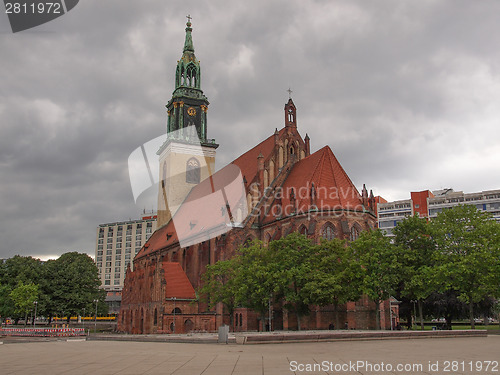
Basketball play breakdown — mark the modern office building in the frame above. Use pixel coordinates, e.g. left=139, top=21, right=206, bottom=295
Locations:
left=95, top=212, right=157, bottom=292
left=428, top=189, right=500, bottom=221
left=378, top=188, right=500, bottom=236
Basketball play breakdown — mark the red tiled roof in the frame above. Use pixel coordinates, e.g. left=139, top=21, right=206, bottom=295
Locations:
left=163, top=262, right=196, bottom=299
left=136, top=219, right=178, bottom=259
left=136, top=163, right=245, bottom=258
left=266, top=146, right=364, bottom=222
left=231, top=128, right=286, bottom=187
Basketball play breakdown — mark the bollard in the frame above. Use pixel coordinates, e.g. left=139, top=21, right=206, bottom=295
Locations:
left=218, top=325, right=229, bottom=344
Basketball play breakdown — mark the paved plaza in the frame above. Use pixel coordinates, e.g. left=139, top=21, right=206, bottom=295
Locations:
left=1, top=335, right=499, bottom=374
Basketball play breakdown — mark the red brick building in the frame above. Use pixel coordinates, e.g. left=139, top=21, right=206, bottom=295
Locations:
left=118, top=20, right=393, bottom=334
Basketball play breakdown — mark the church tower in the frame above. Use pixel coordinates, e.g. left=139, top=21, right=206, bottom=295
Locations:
left=157, top=17, right=218, bottom=228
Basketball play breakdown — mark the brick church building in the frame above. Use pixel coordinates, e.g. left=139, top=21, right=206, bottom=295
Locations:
left=118, top=20, right=394, bottom=334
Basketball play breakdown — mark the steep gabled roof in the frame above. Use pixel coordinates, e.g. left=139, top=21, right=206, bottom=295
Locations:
left=163, top=262, right=196, bottom=299
left=264, top=146, right=364, bottom=222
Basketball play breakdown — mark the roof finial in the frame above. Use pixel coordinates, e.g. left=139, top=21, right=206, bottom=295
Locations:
left=287, top=87, right=293, bottom=99
left=186, top=14, right=192, bottom=24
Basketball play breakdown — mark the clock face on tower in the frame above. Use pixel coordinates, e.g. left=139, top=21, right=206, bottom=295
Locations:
left=187, top=107, right=196, bottom=117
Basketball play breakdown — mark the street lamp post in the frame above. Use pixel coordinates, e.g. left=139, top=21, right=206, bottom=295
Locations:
left=411, top=300, right=417, bottom=328
left=93, top=299, right=98, bottom=334
left=172, top=297, right=176, bottom=333
left=33, top=301, right=38, bottom=328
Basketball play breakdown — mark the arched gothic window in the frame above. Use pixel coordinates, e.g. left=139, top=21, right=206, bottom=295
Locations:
left=298, top=225, right=308, bottom=236
left=350, top=226, right=360, bottom=241
left=172, top=307, right=182, bottom=314
left=321, top=223, right=335, bottom=241
left=243, top=237, right=254, bottom=248
left=186, top=64, right=196, bottom=87
left=186, top=158, right=200, bottom=184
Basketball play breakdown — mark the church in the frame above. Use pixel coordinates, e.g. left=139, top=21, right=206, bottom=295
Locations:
left=118, top=19, right=393, bottom=334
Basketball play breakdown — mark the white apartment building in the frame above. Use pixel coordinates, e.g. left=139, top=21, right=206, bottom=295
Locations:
left=377, top=199, right=413, bottom=236
left=428, top=189, right=500, bottom=221
left=95, top=212, right=157, bottom=292
left=378, top=188, right=500, bottom=237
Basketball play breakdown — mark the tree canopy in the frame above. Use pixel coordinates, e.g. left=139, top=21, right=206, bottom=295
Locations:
left=197, top=206, right=500, bottom=331
left=0, top=252, right=106, bottom=323
left=430, top=205, right=500, bottom=328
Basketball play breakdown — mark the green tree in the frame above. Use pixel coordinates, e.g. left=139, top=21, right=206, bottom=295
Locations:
left=0, top=256, right=43, bottom=288
left=41, top=252, right=105, bottom=321
left=267, top=233, right=317, bottom=331
left=352, top=229, right=399, bottom=330
left=198, top=257, right=240, bottom=329
left=233, top=240, right=275, bottom=330
left=0, top=256, right=43, bottom=324
left=393, top=215, right=437, bottom=330
left=0, top=283, right=15, bottom=323
left=431, top=205, right=500, bottom=329
left=302, top=238, right=363, bottom=330
left=9, top=281, right=38, bottom=326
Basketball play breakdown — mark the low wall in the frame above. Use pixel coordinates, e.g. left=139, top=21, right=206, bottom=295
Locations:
left=237, top=329, right=488, bottom=344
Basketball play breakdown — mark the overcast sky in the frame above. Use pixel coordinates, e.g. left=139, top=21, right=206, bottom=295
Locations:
left=1, top=0, right=500, bottom=260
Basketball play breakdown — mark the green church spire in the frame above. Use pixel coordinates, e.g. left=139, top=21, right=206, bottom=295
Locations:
left=174, top=16, right=201, bottom=90
left=183, top=15, right=194, bottom=53
left=163, top=16, right=217, bottom=149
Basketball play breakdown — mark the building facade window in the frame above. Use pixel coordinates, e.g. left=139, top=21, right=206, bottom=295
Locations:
left=186, top=157, right=201, bottom=184
left=321, top=223, right=335, bottom=241
left=350, top=226, right=360, bottom=241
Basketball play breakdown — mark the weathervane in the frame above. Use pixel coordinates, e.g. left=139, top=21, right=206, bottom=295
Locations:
left=287, top=87, right=293, bottom=99
left=186, top=14, right=192, bottom=23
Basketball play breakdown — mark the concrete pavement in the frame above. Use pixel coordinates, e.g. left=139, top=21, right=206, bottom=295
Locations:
left=0, top=335, right=499, bottom=374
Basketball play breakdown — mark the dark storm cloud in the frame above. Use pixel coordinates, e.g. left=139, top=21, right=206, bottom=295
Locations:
left=1, top=0, right=500, bottom=259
